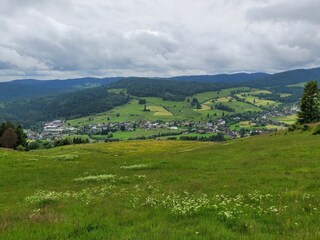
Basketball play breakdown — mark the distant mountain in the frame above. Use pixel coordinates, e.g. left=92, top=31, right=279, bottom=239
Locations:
left=245, top=67, right=320, bottom=88
left=168, top=67, right=320, bottom=87
left=2, top=66, right=320, bottom=127
left=169, top=73, right=270, bottom=83
left=2, top=67, right=320, bottom=102
left=0, top=77, right=121, bottom=101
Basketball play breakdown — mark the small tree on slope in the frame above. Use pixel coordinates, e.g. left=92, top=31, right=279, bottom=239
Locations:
left=297, top=81, right=320, bottom=124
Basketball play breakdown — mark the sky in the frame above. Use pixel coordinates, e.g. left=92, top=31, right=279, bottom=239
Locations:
left=0, top=0, right=320, bottom=81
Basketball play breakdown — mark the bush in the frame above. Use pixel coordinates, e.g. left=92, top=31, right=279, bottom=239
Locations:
left=28, top=141, right=41, bottom=150
left=312, top=125, right=320, bottom=135
left=288, top=124, right=298, bottom=132
left=302, top=124, right=310, bottom=131
left=16, top=145, right=26, bottom=151
left=167, top=137, right=177, bottom=140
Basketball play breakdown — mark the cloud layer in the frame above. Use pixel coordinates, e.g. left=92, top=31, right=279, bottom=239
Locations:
left=0, top=0, right=319, bottom=81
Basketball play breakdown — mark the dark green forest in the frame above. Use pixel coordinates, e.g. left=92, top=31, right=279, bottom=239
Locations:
left=110, top=78, right=226, bottom=101
left=0, top=87, right=130, bottom=127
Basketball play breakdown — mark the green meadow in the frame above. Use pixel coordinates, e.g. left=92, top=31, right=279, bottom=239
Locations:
left=68, top=87, right=284, bottom=127
left=287, top=82, right=307, bottom=88
left=272, top=115, right=297, bottom=125
left=1, top=126, right=320, bottom=239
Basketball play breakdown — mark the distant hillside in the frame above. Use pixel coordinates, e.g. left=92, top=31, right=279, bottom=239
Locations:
left=110, top=77, right=226, bottom=101
left=0, top=77, right=121, bottom=101
left=245, top=67, right=320, bottom=87
left=2, top=66, right=320, bottom=127
left=0, top=86, right=130, bottom=127
left=2, top=67, right=320, bottom=102
left=169, top=72, right=270, bottom=83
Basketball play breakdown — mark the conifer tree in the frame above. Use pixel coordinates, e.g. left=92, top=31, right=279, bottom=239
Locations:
left=297, top=81, right=320, bottom=124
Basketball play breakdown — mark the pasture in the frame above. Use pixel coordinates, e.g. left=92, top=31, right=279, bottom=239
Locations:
left=1, top=128, right=320, bottom=239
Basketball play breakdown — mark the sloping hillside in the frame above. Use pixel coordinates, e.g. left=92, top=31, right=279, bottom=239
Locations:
left=1, top=126, right=320, bottom=239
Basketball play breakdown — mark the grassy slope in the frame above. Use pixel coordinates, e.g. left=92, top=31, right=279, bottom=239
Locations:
left=68, top=87, right=273, bottom=127
left=236, top=92, right=280, bottom=107
left=287, top=82, right=307, bottom=88
left=1, top=128, right=320, bottom=239
left=272, top=115, right=297, bottom=125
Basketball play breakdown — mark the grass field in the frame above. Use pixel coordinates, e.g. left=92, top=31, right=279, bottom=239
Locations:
left=287, top=82, right=307, bottom=88
left=111, top=128, right=182, bottom=140
left=1, top=127, right=320, bottom=239
left=68, top=98, right=178, bottom=126
left=280, top=93, right=292, bottom=97
left=230, top=121, right=257, bottom=130
left=148, top=106, right=173, bottom=116
left=236, top=94, right=280, bottom=107
left=191, top=87, right=250, bottom=103
left=229, top=122, right=285, bottom=131
left=209, top=97, right=262, bottom=113
left=272, top=115, right=297, bottom=125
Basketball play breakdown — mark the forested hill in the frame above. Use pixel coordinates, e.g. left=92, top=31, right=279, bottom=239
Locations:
left=0, top=86, right=130, bottom=127
left=2, top=66, right=320, bottom=127
left=109, top=78, right=226, bottom=101
left=169, top=72, right=269, bottom=83
left=244, top=67, right=320, bottom=88
left=0, top=77, right=121, bottom=101
left=2, top=67, right=320, bottom=102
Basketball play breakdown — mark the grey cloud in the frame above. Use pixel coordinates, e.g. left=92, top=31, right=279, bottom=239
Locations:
left=247, top=0, right=320, bottom=24
left=0, top=0, right=319, bottom=81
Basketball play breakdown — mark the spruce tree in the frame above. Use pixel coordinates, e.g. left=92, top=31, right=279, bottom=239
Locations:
left=297, top=81, right=320, bottom=124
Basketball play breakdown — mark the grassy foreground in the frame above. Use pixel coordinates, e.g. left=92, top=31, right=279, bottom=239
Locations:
left=1, top=129, right=320, bottom=239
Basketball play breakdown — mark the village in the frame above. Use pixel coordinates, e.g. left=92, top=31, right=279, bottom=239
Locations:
left=25, top=107, right=295, bottom=142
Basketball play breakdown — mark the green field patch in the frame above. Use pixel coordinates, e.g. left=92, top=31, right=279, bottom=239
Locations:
left=236, top=94, right=280, bottom=107
left=280, top=93, right=292, bottom=97
left=192, top=87, right=251, bottom=103
left=248, top=89, right=272, bottom=95
left=230, top=121, right=257, bottom=130
left=148, top=106, right=173, bottom=116
left=272, top=114, right=297, bottom=125
left=209, top=98, right=262, bottom=113
left=264, top=125, right=286, bottom=130
left=110, top=128, right=183, bottom=140
left=287, top=82, right=307, bottom=88
left=215, top=97, right=232, bottom=103
left=196, top=104, right=211, bottom=111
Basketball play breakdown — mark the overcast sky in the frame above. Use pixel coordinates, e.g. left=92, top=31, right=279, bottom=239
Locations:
left=0, top=0, right=319, bottom=81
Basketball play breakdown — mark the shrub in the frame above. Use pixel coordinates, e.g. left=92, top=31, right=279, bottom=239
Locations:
left=16, top=145, right=26, bottom=151
left=288, top=124, right=298, bottom=132
left=312, top=125, right=320, bottom=135
left=28, top=141, right=40, bottom=150
left=302, top=124, right=310, bottom=131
